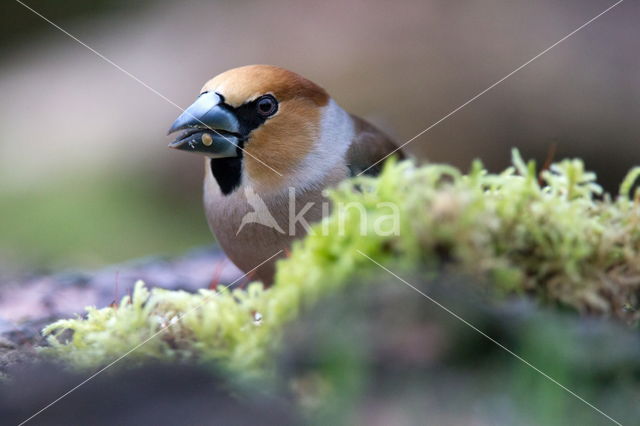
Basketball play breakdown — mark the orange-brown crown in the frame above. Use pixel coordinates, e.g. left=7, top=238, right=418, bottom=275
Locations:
left=201, top=65, right=329, bottom=108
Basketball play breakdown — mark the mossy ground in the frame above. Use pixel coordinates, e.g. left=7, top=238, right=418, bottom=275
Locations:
left=42, top=151, right=640, bottom=376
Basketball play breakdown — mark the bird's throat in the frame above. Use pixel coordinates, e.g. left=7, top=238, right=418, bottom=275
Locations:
left=210, top=157, right=243, bottom=195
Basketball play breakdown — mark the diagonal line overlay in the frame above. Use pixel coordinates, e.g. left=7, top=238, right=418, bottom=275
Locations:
left=358, top=0, right=625, bottom=176
left=14, top=0, right=282, bottom=177
left=17, top=250, right=283, bottom=426
left=356, top=250, right=623, bottom=426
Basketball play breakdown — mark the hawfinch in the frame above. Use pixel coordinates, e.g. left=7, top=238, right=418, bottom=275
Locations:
left=168, top=65, right=404, bottom=284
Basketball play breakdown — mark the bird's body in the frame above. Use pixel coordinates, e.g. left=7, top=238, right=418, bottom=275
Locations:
left=168, top=65, right=403, bottom=284
left=203, top=162, right=344, bottom=281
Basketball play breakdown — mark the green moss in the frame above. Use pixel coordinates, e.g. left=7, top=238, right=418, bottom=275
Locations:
left=42, top=151, right=640, bottom=374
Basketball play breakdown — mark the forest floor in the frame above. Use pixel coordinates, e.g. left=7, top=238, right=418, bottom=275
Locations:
left=0, top=247, right=241, bottom=374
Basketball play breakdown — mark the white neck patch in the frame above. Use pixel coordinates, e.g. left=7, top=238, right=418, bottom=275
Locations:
left=283, top=99, right=354, bottom=191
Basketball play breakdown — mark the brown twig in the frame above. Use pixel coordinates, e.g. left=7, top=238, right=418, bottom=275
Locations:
left=109, top=271, right=121, bottom=309
left=538, top=142, right=558, bottom=186
left=208, top=258, right=228, bottom=290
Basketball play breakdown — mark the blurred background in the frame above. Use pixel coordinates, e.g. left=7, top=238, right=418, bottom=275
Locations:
left=0, top=0, right=638, bottom=272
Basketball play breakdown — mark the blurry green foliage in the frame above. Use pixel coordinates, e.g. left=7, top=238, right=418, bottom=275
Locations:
left=0, top=175, right=211, bottom=269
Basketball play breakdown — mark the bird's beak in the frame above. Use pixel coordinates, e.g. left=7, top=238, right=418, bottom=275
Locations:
left=167, top=92, right=241, bottom=158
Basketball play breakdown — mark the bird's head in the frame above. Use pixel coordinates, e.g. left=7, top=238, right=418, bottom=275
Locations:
left=168, top=65, right=337, bottom=193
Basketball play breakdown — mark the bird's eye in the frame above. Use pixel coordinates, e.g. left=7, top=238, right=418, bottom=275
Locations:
left=256, top=95, right=277, bottom=117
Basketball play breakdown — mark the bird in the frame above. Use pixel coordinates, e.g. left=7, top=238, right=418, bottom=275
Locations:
left=168, top=65, right=404, bottom=284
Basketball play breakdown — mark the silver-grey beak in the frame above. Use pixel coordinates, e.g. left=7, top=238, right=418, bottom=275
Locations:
left=167, top=91, right=241, bottom=158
